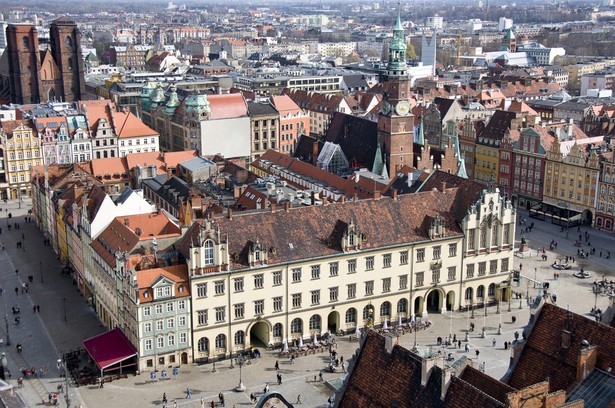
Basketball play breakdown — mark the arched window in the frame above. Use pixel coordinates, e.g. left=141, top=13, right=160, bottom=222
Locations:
left=345, top=308, right=356, bottom=323
left=273, top=323, right=283, bottom=337
left=215, top=334, right=226, bottom=350
left=488, top=283, right=495, bottom=297
left=234, top=330, right=244, bottom=345
left=197, top=337, right=209, bottom=352
left=465, top=287, right=473, bottom=301
left=380, top=301, right=391, bottom=317
left=65, top=36, right=72, bottom=47
left=291, top=318, right=302, bottom=334
left=477, top=285, right=485, bottom=298
left=204, top=240, right=214, bottom=265
left=397, top=299, right=408, bottom=313
left=309, top=315, right=321, bottom=330
left=362, top=305, right=374, bottom=320
left=68, top=57, right=73, bottom=69
left=22, top=37, right=29, bottom=50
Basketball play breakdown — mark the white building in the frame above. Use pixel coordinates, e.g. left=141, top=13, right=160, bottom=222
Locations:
left=427, top=15, right=444, bottom=30
left=517, top=42, right=565, bottom=66
left=498, top=17, right=513, bottom=31
left=181, top=176, right=516, bottom=361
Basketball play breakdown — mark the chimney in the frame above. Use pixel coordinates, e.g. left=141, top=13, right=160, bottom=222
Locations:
left=284, top=202, right=290, bottom=212
left=392, top=189, right=398, bottom=200
left=228, top=209, right=233, bottom=220
left=441, top=181, right=446, bottom=192
left=323, top=196, right=328, bottom=206
left=311, top=191, right=316, bottom=205
left=271, top=203, right=276, bottom=213
left=373, top=190, right=381, bottom=200
left=340, top=196, right=346, bottom=204
left=124, top=218, right=130, bottom=226
left=576, top=344, right=598, bottom=383
left=353, top=193, right=358, bottom=202
left=312, top=141, right=319, bottom=166
left=421, top=356, right=437, bottom=386
left=567, top=118, right=574, bottom=138
left=384, top=332, right=396, bottom=353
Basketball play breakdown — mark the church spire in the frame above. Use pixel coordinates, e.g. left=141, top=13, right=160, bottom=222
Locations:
left=386, top=0, right=407, bottom=79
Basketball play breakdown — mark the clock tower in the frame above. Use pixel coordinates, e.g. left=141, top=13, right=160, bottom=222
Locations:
left=377, top=1, right=415, bottom=176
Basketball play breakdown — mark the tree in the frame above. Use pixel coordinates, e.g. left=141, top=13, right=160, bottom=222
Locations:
left=406, top=42, right=417, bottom=60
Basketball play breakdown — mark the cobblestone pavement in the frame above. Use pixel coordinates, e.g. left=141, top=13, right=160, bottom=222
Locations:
left=0, top=201, right=612, bottom=408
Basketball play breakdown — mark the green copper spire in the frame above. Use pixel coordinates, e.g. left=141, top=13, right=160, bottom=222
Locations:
left=387, top=0, right=407, bottom=77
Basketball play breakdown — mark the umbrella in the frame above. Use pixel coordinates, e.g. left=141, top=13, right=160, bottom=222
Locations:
left=298, top=336, right=304, bottom=347
left=282, top=338, right=289, bottom=353
left=398, top=315, right=403, bottom=327
left=383, top=318, right=388, bottom=330
left=313, top=333, right=318, bottom=346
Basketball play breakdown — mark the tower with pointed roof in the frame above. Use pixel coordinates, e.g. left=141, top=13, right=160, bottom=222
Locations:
left=502, top=28, right=516, bottom=52
left=377, top=1, right=415, bottom=176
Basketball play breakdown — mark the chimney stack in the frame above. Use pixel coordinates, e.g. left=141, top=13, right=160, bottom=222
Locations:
left=323, top=196, right=328, bottom=206
left=340, top=196, right=346, bottom=204
left=392, top=189, right=398, bottom=200
left=441, top=181, right=446, bottom=192
left=284, top=202, right=290, bottom=212
left=228, top=209, right=233, bottom=220
left=374, top=190, right=381, bottom=200
left=271, top=203, right=276, bottom=213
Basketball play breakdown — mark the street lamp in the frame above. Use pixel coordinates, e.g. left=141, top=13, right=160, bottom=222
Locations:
left=3, top=284, right=10, bottom=346
left=234, top=354, right=246, bottom=392
left=57, top=357, right=70, bottom=407
left=63, top=298, right=67, bottom=322
left=40, top=262, right=43, bottom=284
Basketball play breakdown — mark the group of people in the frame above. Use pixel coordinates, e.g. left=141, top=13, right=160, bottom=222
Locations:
left=162, top=391, right=224, bottom=408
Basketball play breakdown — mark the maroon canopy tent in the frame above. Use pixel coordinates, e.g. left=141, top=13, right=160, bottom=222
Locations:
left=83, top=328, right=138, bottom=377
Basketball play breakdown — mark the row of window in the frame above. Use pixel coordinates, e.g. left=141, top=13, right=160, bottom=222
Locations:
left=120, top=138, right=156, bottom=146
left=143, top=315, right=188, bottom=332
left=8, top=151, right=39, bottom=160
left=143, top=332, right=188, bottom=350
left=142, top=300, right=187, bottom=316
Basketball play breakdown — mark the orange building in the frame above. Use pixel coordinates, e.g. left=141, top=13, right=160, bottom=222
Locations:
left=270, top=95, right=310, bottom=156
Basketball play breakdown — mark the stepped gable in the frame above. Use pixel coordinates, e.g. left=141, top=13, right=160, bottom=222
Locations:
left=507, top=303, right=615, bottom=393
left=460, top=366, right=515, bottom=404
left=179, top=187, right=465, bottom=269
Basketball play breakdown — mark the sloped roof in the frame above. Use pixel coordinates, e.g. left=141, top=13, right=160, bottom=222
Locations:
left=270, top=95, right=302, bottom=115
left=178, top=185, right=468, bottom=269
left=113, top=111, right=158, bottom=138
left=208, top=93, right=248, bottom=120
left=479, top=110, right=518, bottom=145
left=247, top=100, right=278, bottom=116
left=507, top=303, right=615, bottom=393
left=135, top=264, right=190, bottom=303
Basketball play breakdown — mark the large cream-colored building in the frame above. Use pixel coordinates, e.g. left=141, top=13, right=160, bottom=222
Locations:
left=179, top=174, right=516, bottom=362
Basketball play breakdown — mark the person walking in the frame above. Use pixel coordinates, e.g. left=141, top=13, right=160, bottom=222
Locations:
left=274, top=360, right=279, bottom=370
left=492, top=338, right=496, bottom=347
left=186, top=387, right=191, bottom=399
left=162, top=392, right=168, bottom=403
left=200, top=397, right=205, bottom=408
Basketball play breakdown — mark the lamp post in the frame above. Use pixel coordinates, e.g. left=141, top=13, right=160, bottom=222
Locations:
left=40, top=261, right=43, bottom=284
left=63, top=298, right=67, bottom=322
left=234, top=354, right=246, bottom=392
left=57, top=357, right=70, bottom=407
left=3, top=284, right=10, bottom=346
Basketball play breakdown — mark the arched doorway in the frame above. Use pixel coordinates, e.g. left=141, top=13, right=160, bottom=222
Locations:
left=446, top=291, right=455, bottom=311
left=249, top=321, right=270, bottom=347
left=426, top=290, right=442, bottom=313
left=583, top=209, right=593, bottom=225
left=181, top=352, right=188, bottom=364
left=327, top=311, right=340, bottom=333
left=413, top=296, right=424, bottom=316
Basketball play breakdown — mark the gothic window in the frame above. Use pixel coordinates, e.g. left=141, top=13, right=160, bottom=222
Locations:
left=22, top=37, right=29, bottom=50
left=204, top=240, right=214, bottom=265
left=65, top=36, right=72, bottom=47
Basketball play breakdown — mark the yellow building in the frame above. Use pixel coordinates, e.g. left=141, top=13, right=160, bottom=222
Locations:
left=1, top=121, right=43, bottom=199
left=543, top=135, right=602, bottom=223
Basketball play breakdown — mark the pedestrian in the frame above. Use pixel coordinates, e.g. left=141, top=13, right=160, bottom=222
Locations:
left=210, top=401, right=214, bottom=408
left=458, top=340, right=462, bottom=349
left=250, top=393, right=256, bottom=403
left=186, top=387, right=191, bottom=399
left=200, top=397, right=205, bottom=408
left=33, top=305, right=37, bottom=313
left=452, top=334, right=456, bottom=343
left=514, top=331, right=519, bottom=340
left=37, top=305, right=40, bottom=313
left=279, top=373, right=282, bottom=384
left=274, top=360, right=279, bottom=370
left=290, top=355, right=295, bottom=365
left=99, top=378, right=104, bottom=388
left=173, top=401, right=178, bottom=408
left=296, top=395, right=302, bottom=404
left=319, top=371, right=323, bottom=382
left=162, top=392, right=168, bottom=403
left=340, top=356, right=343, bottom=366
left=475, top=349, right=480, bottom=359
left=264, top=383, right=269, bottom=393
left=492, top=338, right=496, bottom=347
left=219, top=392, right=225, bottom=406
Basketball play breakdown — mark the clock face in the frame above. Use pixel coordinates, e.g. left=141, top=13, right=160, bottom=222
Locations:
left=380, top=100, right=391, bottom=115
left=395, top=101, right=410, bottom=116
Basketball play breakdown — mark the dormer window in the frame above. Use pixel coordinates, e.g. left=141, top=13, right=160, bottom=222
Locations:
left=156, top=286, right=172, bottom=298
left=143, top=292, right=149, bottom=298
left=255, top=250, right=261, bottom=261
left=349, top=234, right=355, bottom=247
left=204, top=240, right=214, bottom=265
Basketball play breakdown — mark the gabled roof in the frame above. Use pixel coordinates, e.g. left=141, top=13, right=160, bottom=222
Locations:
left=507, top=303, right=615, bottom=394
left=208, top=94, right=248, bottom=120
left=136, top=264, right=190, bottom=303
left=478, top=110, right=518, bottom=145
left=113, top=111, right=158, bottom=138
left=179, top=184, right=469, bottom=270
left=270, top=95, right=302, bottom=115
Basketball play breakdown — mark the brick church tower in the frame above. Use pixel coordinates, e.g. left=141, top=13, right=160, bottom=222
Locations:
left=377, top=1, right=415, bottom=176
left=0, top=17, right=85, bottom=104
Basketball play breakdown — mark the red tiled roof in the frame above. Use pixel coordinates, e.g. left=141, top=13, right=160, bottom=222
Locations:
left=208, top=94, right=248, bottom=120
left=135, top=264, right=190, bottom=303
left=507, top=303, right=615, bottom=393
left=270, top=95, right=302, bottom=115
left=113, top=111, right=158, bottom=138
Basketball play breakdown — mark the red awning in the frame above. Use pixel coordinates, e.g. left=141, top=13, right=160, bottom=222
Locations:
left=83, top=328, right=138, bottom=371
